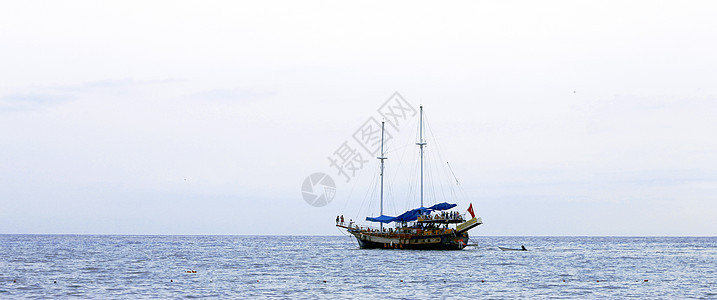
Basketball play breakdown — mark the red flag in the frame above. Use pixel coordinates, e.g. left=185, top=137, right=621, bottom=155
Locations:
left=467, top=203, right=475, bottom=219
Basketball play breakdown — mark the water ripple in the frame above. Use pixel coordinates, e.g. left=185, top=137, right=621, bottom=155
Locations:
left=0, top=235, right=715, bottom=298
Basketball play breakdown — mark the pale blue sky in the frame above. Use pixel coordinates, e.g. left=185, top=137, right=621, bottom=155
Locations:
left=1, top=1, right=715, bottom=235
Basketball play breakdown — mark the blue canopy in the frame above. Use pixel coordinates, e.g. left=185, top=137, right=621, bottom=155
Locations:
left=393, top=207, right=430, bottom=222
left=366, top=202, right=457, bottom=223
left=428, top=202, right=457, bottom=211
left=365, top=215, right=396, bottom=223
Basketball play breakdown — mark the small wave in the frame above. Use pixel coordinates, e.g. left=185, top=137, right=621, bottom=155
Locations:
left=1, top=235, right=713, bottom=298
left=602, top=284, right=627, bottom=290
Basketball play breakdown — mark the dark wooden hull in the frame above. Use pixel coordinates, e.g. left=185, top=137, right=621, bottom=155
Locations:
left=350, top=231, right=469, bottom=250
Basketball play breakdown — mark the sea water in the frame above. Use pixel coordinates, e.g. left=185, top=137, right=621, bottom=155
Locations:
left=0, top=235, right=715, bottom=299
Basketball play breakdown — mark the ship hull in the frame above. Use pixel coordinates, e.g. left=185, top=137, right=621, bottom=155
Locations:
left=349, top=231, right=469, bottom=250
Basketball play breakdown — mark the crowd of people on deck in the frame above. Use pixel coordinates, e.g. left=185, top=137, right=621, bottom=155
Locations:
left=334, top=210, right=463, bottom=233
left=422, top=211, right=462, bottom=221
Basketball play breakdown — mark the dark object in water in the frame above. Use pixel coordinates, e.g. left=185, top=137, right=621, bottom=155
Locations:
left=499, top=245, right=528, bottom=251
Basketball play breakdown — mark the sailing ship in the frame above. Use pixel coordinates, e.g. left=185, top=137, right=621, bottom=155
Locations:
left=337, top=106, right=482, bottom=250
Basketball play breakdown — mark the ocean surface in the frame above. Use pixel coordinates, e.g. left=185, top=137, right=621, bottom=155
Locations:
left=0, top=235, right=715, bottom=299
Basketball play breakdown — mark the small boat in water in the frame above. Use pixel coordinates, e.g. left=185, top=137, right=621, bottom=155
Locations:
left=499, top=245, right=528, bottom=251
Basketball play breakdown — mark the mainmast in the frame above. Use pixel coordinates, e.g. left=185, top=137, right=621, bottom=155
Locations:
left=416, top=106, right=427, bottom=208
left=378, top=121, right=387, bottom=230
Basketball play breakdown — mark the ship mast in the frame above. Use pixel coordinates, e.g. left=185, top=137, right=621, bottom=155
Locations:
left=378, top=121, right=387, bottom=231
left=417, top=106, right=427, bottom=208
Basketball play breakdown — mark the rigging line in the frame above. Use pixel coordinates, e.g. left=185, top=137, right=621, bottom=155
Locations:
left=423, top=141, right=433, bottom=206
left=445, top=161, right=462, bottom=202
left=423, top=146, right=429, bottom=206
left=340, top=154, right=370, bottom=214
left=442, top=159, right=460, bottom=202
left=409, top=148, right=421, bottom=211
left=427, top=139, right=438, bottom=203
left=423, top=112, right=443, bottom=205
left=405, top=152, right=418, bottom=212
left=423, top=113, right=435, bottom=198
left=397, top=136, right=412, bottom=212
left=337, top=228, right=359, bottom=247
left=356, top=162, right=380, bottom=222
left=401, top=151, right=412, bottom=212
left=443, top=161, right=458, bottom=200
left=447, top=161, right=460, bottom=186
left=432, top=146, right=448, bottom=204
left=337, top=227, right=351, bottom=237
left=386, top=127, right=412, bottom=217
left=425, top=112, right=463, bottom=203
left=383, top=131, right=395, bottom=217
left=394, top=129, right=414, bottom=216
left=448, top=166, right=458, bottom=201
left=384, top=152, right=396, bottom=218
left=384, top=143, right=412, bottom=156
left=430, top=148, right=440, bottom=205
left=425, top=145, right=431, bottom=204
left=449, top=164, right=465, bottom=203
left=391, top=151, right=406, bottom=213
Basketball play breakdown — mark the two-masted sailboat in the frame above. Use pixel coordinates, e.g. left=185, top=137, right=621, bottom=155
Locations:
left=337, top=106, right=482, bottom=250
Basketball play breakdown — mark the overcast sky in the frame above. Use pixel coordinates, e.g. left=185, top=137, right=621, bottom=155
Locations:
left=1, top=1, right=715, bottom=236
